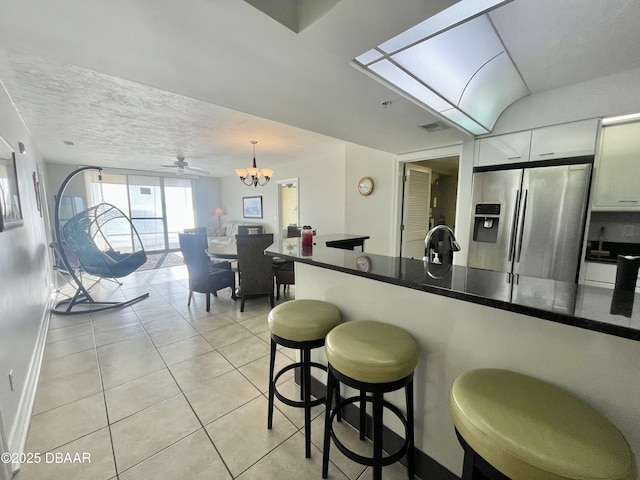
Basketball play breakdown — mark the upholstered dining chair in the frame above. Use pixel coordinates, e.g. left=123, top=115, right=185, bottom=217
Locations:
left=237, top=225, right=263, bottom=235
left=235, top=233, right=275, bottom=312
left=179, top=232, right=236, bottom=312
left=273, top=259, right=294, bottom=300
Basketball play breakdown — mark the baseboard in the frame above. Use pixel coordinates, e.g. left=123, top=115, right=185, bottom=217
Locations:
left=7, top=291, right=53, bottom=474
left=295, top=371, right=459, bottom=480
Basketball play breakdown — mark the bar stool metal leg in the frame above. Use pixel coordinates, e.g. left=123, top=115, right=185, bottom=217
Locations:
left=267, top=338, right=277, bottom=429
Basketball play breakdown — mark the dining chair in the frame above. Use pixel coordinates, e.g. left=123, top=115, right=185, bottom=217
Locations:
left=237, top=225, right=264, bottom=235
left=179, top=232, right=236, bottom=312
left=235, top=233, right=275, bottom=312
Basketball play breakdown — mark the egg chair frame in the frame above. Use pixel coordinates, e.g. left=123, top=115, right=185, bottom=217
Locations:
left=51, top=166, right=149, bottom=315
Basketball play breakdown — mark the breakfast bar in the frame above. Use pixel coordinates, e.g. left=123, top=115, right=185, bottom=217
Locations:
left=265, top=235, right=640, bottom=479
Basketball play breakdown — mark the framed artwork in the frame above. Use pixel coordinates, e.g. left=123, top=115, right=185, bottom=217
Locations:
left=242, top=195, right=263, bottom=219
left=0, top=151, right=24, bottom=231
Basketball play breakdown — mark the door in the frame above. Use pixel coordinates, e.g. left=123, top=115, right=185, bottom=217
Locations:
left=513, top=163, right=591, bottom=282
left=467, top=169, right=522, bottom=273
left=400, top=165, right=431, bottom=259
left=277, top=178, right=299, bottom=235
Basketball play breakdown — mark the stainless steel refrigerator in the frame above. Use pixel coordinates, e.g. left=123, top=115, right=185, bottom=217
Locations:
left=467, top=160, right=592, bottom=287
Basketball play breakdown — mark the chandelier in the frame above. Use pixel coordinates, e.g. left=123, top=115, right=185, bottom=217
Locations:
left=235, top=140, right=273, bottom=187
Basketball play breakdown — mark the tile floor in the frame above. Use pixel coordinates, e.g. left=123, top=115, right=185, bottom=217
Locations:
left=16, top=264, right=410, bottom=480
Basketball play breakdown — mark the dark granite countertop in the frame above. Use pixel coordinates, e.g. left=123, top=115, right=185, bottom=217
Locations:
left=265, top=235, right=640, bottom=341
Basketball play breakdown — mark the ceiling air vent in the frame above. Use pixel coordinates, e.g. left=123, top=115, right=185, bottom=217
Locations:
left=420, top=121, right=450, bottom=132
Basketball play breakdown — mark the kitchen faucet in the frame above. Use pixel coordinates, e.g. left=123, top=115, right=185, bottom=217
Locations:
left=423, top=225, right=461, bottom=264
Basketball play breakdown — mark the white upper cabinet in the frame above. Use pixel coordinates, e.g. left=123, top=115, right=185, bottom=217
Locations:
left=476, top=119, right=599, bottom=167
left=529, top=119, right=599, bottom=161
left=592, top=121, right=640, bottom=210
left=476, top=131, right=532, bottom=166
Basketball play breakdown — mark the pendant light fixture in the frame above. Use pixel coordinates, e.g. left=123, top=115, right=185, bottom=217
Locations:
left=235, top=140, right=273, bottom=187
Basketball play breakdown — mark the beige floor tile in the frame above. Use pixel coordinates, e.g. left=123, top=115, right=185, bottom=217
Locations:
left=357, top=462, right=411, bottom=480
left=218, top=335, right=271, bottom=368
left=42, top=334, right=96, bottom=361
left=156, top=334, right=214, bottom=366
left=187, top=313, right=236, bottom=334
left=168, top=350, right=234, bottom=390
left=119, top=429, right=231, bottom=480
left=104, top=369, right=181, bottom=422
left=93, top=322, right=147, bottom=347
left=145, top=323, right=199, bottom=347
left=33, top=367, right=102, bottom=415
left=100, top=350, right=165, bottom=389
left=45, top=322, right=94, bottom=344
left=238, top=352, right=294, bottom=393
left=200, top=323, right=253, bottom=349
left=184, top=370, right=261, bottom=425
left=110, top=394, right=201, bottom=472
left=96, top=337, right=156, bottom=365
left=206, top=396, right=296, bottom=477
left=238, top=314, right=270, bottom=334
left=25, top=393, right=108, bottom=454
left=38, top=349, right=98, bottom=384
left=236, top=433, right=348, bottom=480
left=47, top=314, right=91, bottom=331
left=17, top=427, right=116, bottom=480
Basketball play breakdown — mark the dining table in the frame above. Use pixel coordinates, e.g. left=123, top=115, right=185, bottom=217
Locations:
left=206, top=242, right=238, bottom=260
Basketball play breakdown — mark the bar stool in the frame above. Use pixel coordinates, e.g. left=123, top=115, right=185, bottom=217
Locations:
left=267, top=299, right=341, bottom=458
left=450, top=368, right=637, bottom=480
left=322, top=320, right=419, bottom=480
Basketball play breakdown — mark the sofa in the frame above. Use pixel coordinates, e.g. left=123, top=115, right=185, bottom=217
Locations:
left=208, top=221, right=263, bottom=245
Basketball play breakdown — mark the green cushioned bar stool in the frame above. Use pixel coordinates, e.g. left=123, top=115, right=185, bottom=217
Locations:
left=322, top=320, right=419, bottom=480
left=268, top=299, right=341, bottom=458
left=450, top=368, right=637, bottom=480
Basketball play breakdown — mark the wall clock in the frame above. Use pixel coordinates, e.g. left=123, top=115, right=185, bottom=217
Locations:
left=356, top=256, right=372, bottom=272
left=358, top=177, right=374, bottom=196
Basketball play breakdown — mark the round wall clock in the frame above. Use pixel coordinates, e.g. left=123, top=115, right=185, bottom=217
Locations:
left=358, top=177, right=374, bottom=196
left=356, top=256, right=372, bottom=272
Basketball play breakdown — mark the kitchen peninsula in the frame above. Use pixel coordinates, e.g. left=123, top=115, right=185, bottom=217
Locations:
left=265, top=235, right=640, bottom=479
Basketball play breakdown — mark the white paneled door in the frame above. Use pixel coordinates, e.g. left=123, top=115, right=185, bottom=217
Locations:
left=401, top=165, right=431, bottom=259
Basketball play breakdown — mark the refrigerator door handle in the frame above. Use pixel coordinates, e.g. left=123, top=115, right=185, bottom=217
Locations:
left=515, top=189, right=529, bottom=263
left=507, top=190, right=521, bottom=262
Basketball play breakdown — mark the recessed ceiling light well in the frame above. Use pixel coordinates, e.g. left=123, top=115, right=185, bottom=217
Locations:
left=352, top=0, right=527, bottom=136
left=63, top=140, right=75, bottom=146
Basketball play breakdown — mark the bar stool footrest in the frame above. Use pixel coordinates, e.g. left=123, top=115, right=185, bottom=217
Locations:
left=328, top=394, right=409, bottom=467
left=273, top=361, right=327, bottom=409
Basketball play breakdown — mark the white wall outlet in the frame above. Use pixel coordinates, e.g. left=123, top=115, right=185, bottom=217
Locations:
left=8, top=370, right=14, bottom=392
left=622, top=225, right=634, bottom=237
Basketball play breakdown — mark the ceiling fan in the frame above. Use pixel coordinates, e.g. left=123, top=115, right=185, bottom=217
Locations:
left=159, top=157, right=210, bottom=176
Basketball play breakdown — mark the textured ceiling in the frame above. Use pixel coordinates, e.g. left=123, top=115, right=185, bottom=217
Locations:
left=0, top=0, right=639, bottom=177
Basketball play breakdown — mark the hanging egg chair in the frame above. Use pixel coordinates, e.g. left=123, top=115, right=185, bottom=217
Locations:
left=51, top=166, right=149, bottom=315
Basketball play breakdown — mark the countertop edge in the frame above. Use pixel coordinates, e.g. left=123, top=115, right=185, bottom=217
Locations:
left=266, top=249, right=640, bottom=342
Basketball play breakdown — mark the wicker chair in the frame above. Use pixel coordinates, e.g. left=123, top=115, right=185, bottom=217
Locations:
left=235, top=233, right=275, bottom=312
left=179, top=232, right=236, bottom=312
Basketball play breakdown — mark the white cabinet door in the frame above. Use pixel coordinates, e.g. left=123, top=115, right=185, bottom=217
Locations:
left=476, top=131, right=531, bottom=167
left=592, top=121, right=640, bottom=210
left=529, top=119, right=599, bottom=161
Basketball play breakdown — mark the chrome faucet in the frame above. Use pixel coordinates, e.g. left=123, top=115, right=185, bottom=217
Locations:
left=423, top=225, right=461, bottom=264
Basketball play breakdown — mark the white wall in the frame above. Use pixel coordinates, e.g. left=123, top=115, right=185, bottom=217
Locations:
left=220, top=148, right=347, bottom=235
left=344, top=143, right=397, bottom=255
left=0, top=81, right=53, bottom=463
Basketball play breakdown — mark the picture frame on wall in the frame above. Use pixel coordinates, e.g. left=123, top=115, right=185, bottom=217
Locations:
left=242, top=195, right=263, bottom=219
left=0, top=151, right=24, bottom=232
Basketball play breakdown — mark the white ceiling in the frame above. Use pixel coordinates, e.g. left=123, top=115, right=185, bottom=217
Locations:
left=0, top=0, right=639, bottom=177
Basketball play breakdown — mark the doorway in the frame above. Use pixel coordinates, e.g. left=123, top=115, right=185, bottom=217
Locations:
left=399, top=155, right=459, bottom=259
left=277, top=178, right=299, bottom=235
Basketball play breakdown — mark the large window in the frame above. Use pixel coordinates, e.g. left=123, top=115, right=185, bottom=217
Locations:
left=87, top=172, right=195, bottom=252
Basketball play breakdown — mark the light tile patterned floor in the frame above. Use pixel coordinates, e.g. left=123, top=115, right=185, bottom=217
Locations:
left=15, top=264, right=411, bottom=480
